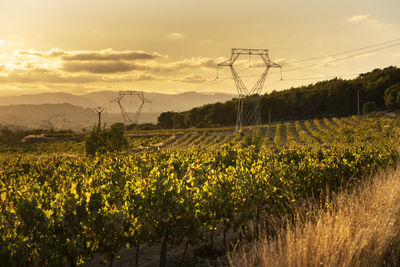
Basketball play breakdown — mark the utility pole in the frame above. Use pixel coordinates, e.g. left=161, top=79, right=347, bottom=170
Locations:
left=93, top=107, right=106, bottom=130
left=357, top=88, right=360, bottom=116
left=218, top=48, right=281, bottom=132
left=269, top=110, right=271, bottom=124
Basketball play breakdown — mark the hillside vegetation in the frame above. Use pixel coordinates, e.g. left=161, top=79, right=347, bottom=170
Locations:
left=158, top=66, right=400, bottom=128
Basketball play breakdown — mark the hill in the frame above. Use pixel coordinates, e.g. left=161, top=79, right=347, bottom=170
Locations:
left=0, top=103, right=164, bottom=130
left=0, top=91, right=235, bottom=130
left=0, top=91, right=235, bottom=113
left=158, top=66, right=400, bottom=128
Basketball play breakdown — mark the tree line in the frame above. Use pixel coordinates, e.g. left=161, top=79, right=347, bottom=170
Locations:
left=157, top=66, right=400, bottom=129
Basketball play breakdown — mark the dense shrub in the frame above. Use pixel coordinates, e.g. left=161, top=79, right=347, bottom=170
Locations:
left=85, top=123, right=128, bottom=155
left=362, top=101, right=379, bottom=114
left=384, top=83, right=400, bottom=111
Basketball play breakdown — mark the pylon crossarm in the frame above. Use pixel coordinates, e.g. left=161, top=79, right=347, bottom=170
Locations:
left=230, top=52, right=241, bottom=64
left=232, top=48, right=269, bottom=56
left=217, top=59, right=232, bottom=67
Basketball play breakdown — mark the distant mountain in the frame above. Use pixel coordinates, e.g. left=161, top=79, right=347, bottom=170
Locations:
left=0, top=103, right=94, bottom=130
left=0, top=91, right=236, bottom=113
left=0, top=91, right=236, bottom=130
left=0, top=103, right=163, bottom=130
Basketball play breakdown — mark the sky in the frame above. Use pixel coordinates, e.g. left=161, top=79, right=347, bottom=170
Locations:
left=0, top=0, right=399, bottom=97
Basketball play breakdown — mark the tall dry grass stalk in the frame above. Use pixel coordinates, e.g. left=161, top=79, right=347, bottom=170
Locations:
left=228, top=168, right=400, bottom=267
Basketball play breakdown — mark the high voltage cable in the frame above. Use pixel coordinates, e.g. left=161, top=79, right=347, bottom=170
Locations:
left=282, top=40, right=400, bottom=74
left=287, top=37, right=400, bottom=64
left=241, top=40, right=400, bottom=77
left=191, top=38, right=400, bottom=91
left=192, top=67, right=249, bottom=91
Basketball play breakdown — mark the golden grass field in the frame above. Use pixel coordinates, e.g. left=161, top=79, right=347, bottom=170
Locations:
left=228, top=167, right=400, bottom=267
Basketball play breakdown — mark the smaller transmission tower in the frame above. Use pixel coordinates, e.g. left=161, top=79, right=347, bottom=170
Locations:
left=48, top=114, right=66, bottom=131
left=110, top=91, right=152, bottom=124
left=218, top=48, right=281, bottom=131
left=93, top=106, right=106, bottom=130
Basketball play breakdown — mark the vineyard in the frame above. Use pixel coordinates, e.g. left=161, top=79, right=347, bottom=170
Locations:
left=1, top=115, right=400, bottom=266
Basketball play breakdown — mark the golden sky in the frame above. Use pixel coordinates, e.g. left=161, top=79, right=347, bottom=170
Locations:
left=0, top=0, right=399, bottom=97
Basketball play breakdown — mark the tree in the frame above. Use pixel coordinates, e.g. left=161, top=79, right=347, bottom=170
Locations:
left=362, top=101, right=379, bottom=114
left=85, top=123, right=128, bottom=155
left=156, top=67, right=400, bottom=129
left=384, top=83, right=400, bottom=111
left=157, top=112, right=175, bottom=129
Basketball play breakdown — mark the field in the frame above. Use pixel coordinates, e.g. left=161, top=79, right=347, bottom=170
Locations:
left=1, top=114, right=400, bottom=266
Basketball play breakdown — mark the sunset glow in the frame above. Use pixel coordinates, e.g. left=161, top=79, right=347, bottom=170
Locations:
left=0, top=0, right=399, bottom=96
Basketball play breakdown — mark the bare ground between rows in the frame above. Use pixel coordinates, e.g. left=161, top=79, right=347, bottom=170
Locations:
left=88, top=226, right=243, bottom=267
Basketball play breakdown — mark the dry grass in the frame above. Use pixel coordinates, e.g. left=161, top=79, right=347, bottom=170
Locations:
left=228, top=168, right=400, bottom=267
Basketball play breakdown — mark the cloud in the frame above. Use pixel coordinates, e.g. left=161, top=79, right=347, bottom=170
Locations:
left=62, top=50, right=162, bottom=61
left=348, top=14, right=380, bottom=26
left=316, top=62, right=336, bottom=69
left=275, top=58, right=293, bottom=67
left=2, top=48, right=223, bottom=90
left=173, top=74, right=206, bottom=83
left=0, top=66, right=155, bottom=84
left=169, top=32, right=185, bottom=39
left=315, top=57, right=337, bottom=69
left=0, top=70, right=102, bottom=84
left=61, top=61, right=149, bottom=73
left=16, top=49, right=163, bottom=61
left=130, top=74, right=158, bottom=81
left=16, top=48, right=66, bottom=58
left=157, top=57, right=217, bottom=71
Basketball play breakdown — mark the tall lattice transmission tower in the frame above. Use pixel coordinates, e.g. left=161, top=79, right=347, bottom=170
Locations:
left=110, top=91, right=152, bottom=124
left=48, top=114, right=66, bottom=131
left=218, top=48, right=281, bottom=131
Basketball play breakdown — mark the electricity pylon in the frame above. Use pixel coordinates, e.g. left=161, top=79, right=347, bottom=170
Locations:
left=48, top=114, right=66, bottom=131
left=93, top=107, right=106, bottom=130
left=110, top=91, right=152, bottom=124
left=218, top=48, right=281, bottom=131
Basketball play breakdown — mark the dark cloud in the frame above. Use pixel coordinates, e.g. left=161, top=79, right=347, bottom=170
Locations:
left=62, top=61, right=149, bottom=74
left=17, top=49, right=66, bottom=58
left=133, top=74, right=157, bottom=81
left=62, top=51, right=160, bottom=61
left=165, top=57, right=217, bottom=70
left=0, top=67, right=103, bottom=84
left=17, top=49, right=163, bottom=61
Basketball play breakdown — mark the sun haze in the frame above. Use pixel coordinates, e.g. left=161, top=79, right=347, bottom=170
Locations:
left=0, top=0, right=399, bottom=96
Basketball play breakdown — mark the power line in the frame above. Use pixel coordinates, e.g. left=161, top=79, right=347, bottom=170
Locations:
left=189, top=37, right=400, bottom=93
left=287, top=37, right=400, bottom=64
left=240, top=40, right=400, bottom=77
left=280, top=41, right=400, bottom=74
